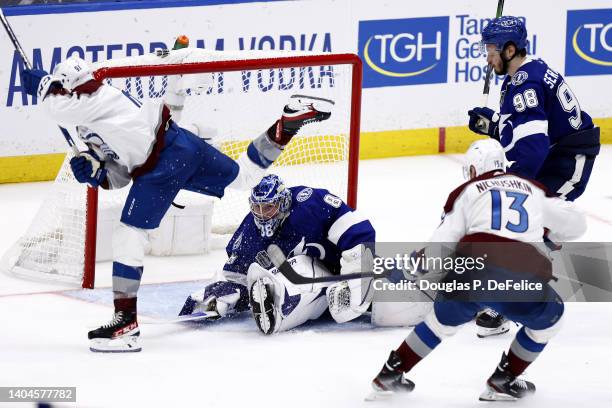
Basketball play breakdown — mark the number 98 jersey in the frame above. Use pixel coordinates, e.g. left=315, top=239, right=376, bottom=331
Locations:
left=498, top=58, right=596, bottom=179
left=431, top=170, right=586, bottom=245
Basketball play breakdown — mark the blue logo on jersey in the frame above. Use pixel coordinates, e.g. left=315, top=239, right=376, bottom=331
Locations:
left=565, top=9, right=612, bottom=76
left=358, top=17, right=449, bottom=88
left=511, top=71, right=529, bottom=86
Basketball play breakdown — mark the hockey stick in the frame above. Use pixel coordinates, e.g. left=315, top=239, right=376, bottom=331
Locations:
left=0, top=8, right=80, bottom=156
left=140, top=310, right=219, bottom=325
left=476, top=0, right=505, bottom=131
left=266, top=244, right=387, bottom=285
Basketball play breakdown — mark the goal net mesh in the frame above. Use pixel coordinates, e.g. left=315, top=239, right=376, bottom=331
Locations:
left=0, top=49, right=359, bottom=286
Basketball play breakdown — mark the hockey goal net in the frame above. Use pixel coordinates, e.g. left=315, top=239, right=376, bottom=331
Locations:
left=0, top=49, right=362, bottom=289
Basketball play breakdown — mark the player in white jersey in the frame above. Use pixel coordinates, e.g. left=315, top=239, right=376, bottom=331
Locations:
left=21, top=57, right=333, bottom=352
left=368, top=139, right=586, bottom=402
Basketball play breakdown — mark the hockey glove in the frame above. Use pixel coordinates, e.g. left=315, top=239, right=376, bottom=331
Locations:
left=22, top=69, right=50, bottom=96
left=179, top=281, right=249, bottom=317
left=70, top=151, right=107, bottom=188
left=468, top=107, right=500, bottom=139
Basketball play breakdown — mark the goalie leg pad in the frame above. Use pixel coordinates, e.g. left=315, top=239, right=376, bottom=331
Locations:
left=247, top=255, right=332, bottom=334
left=371, top=300, right=433, bottom=327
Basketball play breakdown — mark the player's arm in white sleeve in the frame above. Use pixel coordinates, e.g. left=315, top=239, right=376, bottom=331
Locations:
left=429, top=193, right=468, bottom=244
left=542, top=196, right=587, bottom=241
left=40, top=84, right=104, bottom=128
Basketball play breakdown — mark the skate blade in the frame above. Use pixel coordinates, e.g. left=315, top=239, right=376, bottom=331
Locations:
left=477, top=325, right=511, bottom=339
left=290, top=94, right=335, bottom=106
left=479, top=386, right=517, bottom=401
left=364, top=389, right=394, bottom=402
left=89, top=336, right=141, bottom=353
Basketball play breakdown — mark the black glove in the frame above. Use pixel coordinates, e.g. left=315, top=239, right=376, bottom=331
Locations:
left=468, top=107, right=500, bottom=139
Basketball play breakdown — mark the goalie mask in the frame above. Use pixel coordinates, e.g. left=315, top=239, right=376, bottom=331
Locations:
left=249, top=175, right=292, bottom=238
left=52, top=56, right=93, bottom=91
left=463, top=139, right=506, bottom=179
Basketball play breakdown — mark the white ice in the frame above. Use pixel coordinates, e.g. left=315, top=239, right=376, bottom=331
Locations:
left=1, top=149, right=612, bottom=408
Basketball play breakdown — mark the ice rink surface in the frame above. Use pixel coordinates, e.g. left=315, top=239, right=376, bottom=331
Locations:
left=1, top=149, right=612, bottom=408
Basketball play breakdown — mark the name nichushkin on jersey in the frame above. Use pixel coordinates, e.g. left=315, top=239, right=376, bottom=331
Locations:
left=474, top=178, right=533, bottom=194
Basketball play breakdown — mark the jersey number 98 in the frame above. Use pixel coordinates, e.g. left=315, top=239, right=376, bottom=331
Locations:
left=557, top=82, right=582, bottom=130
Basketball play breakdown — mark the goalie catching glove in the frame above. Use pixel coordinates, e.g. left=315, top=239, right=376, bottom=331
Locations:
left=326, top=244, right=375, bottom=323
left=70, top=150, right=107, bottom=188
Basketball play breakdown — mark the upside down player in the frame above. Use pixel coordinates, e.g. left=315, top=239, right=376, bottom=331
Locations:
left=467, top=17, right=600, bottom=337
left=21, top=58, right=333, bottom=352
left=179, top=174, right=377, bottom=334
left=369, top=139, right=586, bottom=401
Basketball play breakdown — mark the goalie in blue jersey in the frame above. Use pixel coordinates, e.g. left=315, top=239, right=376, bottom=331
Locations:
left=179, top=174, right=377, bottom=334
left=467, top=16, right=600, bottom=338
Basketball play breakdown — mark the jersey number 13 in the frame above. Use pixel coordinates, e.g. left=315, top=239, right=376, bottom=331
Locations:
left=490, top=190, right=529, bottom=233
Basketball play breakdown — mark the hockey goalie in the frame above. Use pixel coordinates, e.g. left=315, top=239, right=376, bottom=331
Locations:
left=179, top=174, right=382, bottom=334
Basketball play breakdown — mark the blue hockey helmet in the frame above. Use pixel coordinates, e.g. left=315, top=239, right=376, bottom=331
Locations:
left=249, top=174, right=292, bottom=238
left=481, top=16, right=529, bottom=53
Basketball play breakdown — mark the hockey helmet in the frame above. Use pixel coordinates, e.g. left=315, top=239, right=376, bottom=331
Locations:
left=52, top=56, right=93, bottom=91
left=463, top=139, right=506, bottom=179
left=481, top=16, right=529, bottom=53
left=249, top=174, right=292, bottom=238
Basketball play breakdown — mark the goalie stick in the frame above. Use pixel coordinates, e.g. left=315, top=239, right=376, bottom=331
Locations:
left=266, top=244, right=386, bottom=285
left=140, top=310, right=219, bottom=325
left=476, top=0, right=506, bottom=132
left=0, top=8, right=80, bottom=156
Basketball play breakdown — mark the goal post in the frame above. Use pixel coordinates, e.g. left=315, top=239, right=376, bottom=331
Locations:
left=1, top=50, right=363, bottom=289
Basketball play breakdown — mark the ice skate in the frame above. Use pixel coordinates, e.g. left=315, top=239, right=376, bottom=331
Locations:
left=250, top=277, right=276, bottom=335
left=270, top=94, right=334, bottom=146
left=365, top=351, right=415, bottom=401
left=88, top=311, right=141, bottom=353
left=479, top=353, right=536, bottom=401
left=477, top=308, right=513, bottom=338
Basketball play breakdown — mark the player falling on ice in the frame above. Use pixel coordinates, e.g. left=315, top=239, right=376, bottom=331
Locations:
left=467, top=16, right=600, bottom=337
left=179, top=174, right=377, bottom=334
left=21, top=58, right=333, bottom=352
left=368, top=139, right=586, bottom=402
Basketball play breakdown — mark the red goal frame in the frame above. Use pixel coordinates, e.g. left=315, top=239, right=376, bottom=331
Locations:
left=80, top=53, right=363, bottom=289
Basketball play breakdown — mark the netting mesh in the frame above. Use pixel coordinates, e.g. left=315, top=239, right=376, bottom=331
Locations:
left=0, top=153, right=89, bottom=282
left=0, top=50, right=357, bottom=284
left=97, top=49, right=354, bottom=231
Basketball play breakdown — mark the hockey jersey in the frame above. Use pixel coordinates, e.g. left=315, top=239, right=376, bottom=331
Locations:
left=222, top=186, right=375, bottom=279
left=498, top=58, right=597, bottom=178
left=42, top=80, right=165, bottom=189
left=431, top=170, right=586, bottom=245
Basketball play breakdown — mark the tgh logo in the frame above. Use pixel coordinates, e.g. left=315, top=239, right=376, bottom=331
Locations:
left=565, top=9, right=612, bottom=76
left=358, top=16, right=449, bottom=88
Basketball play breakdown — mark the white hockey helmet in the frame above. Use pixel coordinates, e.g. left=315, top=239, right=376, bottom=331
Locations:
left=463, top=139, right=506, bottom=179
left=52, top=56, right=93, bottom=91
